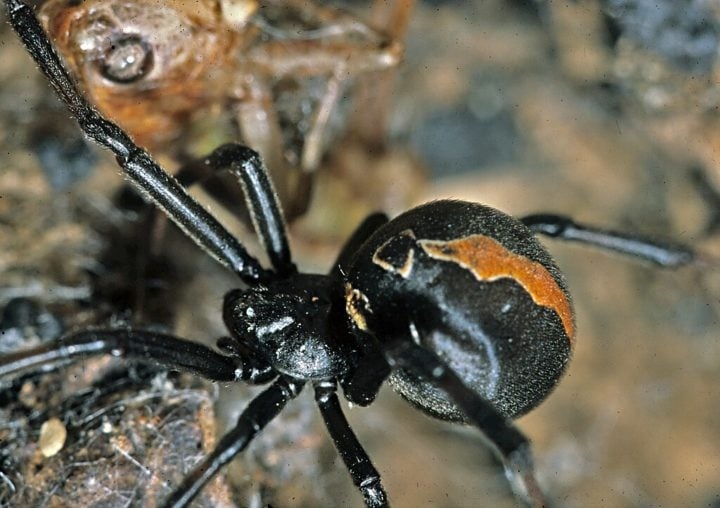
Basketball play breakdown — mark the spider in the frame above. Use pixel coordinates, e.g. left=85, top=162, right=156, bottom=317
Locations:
left=1, top=0, right=704, bottom=506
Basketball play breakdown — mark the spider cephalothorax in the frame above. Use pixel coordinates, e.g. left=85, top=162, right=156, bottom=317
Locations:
left=222, top=276, right=355, bottom=381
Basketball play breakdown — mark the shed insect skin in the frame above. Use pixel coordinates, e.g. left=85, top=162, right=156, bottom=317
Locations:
left=0, top=0, right=705, bottom=506
left=37, top=0, right=407, bottom=220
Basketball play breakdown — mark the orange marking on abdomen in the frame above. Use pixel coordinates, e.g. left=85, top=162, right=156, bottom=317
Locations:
left=420, top=235, right=575, bottom=342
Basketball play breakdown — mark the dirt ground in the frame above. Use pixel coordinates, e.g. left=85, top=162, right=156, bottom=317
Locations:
left=2, top=1, right=720, bottom=507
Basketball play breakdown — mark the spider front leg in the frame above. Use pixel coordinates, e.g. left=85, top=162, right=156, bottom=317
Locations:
left=165, top=376, right=304, bottom=508
left=232, top=77, right=312, bottom=222
left=176, top=143, right=295, bottom=276
left=4, top=0, right=268, bottom=284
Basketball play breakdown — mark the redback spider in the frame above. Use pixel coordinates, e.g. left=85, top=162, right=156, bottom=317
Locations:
left=0, top=0, right=706, bottom=507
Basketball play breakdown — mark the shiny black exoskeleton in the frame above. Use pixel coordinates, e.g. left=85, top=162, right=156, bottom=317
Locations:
left=0, top=0, right=700, bottom=506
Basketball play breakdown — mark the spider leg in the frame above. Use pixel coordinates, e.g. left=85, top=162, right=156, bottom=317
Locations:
left=4, top=0, right=268, bottom=284
left=314, top=380, right=388, bottom=508
left=382, top=338, right=545, bottom=508
left=187, top=144, right=295, bottom=276
left=522, top=213, right=697, bottom=267
left=163, top=376, right=304, bottom=508
left=0, top=329, right=238, bottom=382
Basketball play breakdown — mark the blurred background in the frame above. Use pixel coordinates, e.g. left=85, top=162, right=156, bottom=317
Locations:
left=1, top=1, right=720, bottom=506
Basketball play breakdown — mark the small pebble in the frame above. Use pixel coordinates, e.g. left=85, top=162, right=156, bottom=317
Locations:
left=38, top=417, right=67, bottom=458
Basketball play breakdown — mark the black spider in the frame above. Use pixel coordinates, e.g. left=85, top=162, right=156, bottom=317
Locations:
left=1, top=0, right=702, bottom=506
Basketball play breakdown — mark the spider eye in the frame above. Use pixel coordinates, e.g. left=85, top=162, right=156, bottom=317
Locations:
left=99, top=34, right=153, bottom=83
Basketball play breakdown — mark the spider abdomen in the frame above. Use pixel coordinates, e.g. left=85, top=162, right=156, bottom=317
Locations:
left=345, top=200, right=574, bottom=420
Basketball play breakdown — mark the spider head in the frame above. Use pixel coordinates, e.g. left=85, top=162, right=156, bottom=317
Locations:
left=222, top=275, right=353, bottom=380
